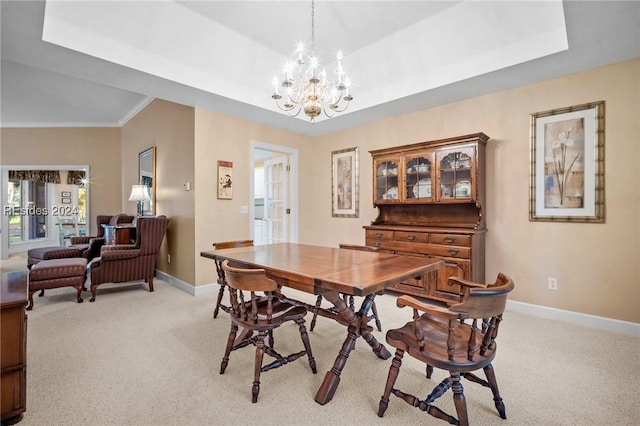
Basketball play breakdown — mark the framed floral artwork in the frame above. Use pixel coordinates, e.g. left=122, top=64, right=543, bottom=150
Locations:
left=331, top=147, right=358, bottom=218
left=529, top=101, right=605, bottom=222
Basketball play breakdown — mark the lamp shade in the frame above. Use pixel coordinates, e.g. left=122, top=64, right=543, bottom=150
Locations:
left=128, top=185, right=151, bottom=202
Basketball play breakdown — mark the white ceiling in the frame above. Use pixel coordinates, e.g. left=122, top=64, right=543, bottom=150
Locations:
left=1, top=1, right=639, bottom=136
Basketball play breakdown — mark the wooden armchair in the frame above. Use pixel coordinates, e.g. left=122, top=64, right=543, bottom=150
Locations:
left=88, top=216, right=167, bottom=302
left=69, top=214, right=134, bottom=260
left=378, top=273, right=514, bottom=426
left=219, top=260, right=317, bottom=403
left=211, top=240, right=254, bottom=318
left=310, top=244, right=383, bottom=332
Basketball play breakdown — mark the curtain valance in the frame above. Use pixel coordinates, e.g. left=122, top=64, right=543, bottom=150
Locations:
left=67, top=170, right=86, bottom=185
left=8, top=170, right=61, bottom=184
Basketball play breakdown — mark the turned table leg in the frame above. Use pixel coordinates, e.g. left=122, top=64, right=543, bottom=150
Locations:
left=313, top=290, right=390, bottom=405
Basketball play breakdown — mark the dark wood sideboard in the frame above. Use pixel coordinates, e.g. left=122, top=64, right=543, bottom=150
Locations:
left=366, top=133, right=489, bottom=303
left=1, top=271, right=28, bottom=424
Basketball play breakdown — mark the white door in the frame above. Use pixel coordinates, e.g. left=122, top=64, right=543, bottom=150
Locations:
left=263, top=156, right=288, bottom=244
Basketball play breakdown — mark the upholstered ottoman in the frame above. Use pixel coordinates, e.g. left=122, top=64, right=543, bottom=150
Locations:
left=27, top=257, right=87, bottom=310
left=27, top=246, right=83, bottom=269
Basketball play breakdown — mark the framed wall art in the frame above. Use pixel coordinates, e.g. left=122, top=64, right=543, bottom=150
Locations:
left=217, top=160, right=233, bottom=200
left=529, top=101, right=605, bottom=222
left=331, top=147, right=358, bottom=218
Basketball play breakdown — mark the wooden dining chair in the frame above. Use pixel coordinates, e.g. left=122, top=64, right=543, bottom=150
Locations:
left=211, top=240, right=254, bottom=318
left=377, top=273, right=514, bottom=425
left=219, top=260, right=317, bottom=403
left=309, top=244, right=383, bottom=332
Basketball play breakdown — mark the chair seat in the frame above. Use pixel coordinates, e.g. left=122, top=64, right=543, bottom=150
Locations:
left=230, top=299, right=308, bottom=330
left=386, top=315, right=496, bottom=371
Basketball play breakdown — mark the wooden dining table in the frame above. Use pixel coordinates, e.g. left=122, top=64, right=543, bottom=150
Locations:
left=200, top=243, right=444, bottom=405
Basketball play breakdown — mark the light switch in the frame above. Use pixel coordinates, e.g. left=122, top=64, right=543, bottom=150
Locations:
left=183, top=182, right=191, bottom=191
left=240, top=205, right=249, bottom=214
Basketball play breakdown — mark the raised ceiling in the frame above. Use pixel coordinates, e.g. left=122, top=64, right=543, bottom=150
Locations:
left=1, top=1, right=639, bottom=136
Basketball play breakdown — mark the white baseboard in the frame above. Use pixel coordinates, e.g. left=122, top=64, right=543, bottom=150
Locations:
left=507, top=300, right=640, bottom=337
left=155, top=269, right=218, bottom=297
left=156, top=270, right=639, bottom=338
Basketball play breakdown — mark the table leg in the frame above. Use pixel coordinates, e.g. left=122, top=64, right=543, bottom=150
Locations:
left=358, top=294, right=391, bottom=360
left=313, top=291, right=390, bottom=405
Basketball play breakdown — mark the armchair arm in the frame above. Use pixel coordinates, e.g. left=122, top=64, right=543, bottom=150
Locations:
left=100, top=248, right=141, bottom=261
left=448, top=276, right=487, bottom=289
left=102, top=244, right=137, bottom=252
left=448, top=276, right=488, bottom=300
left=396, top=295, right=465, bottom=320
left=70, top=235, right=92, bottom=245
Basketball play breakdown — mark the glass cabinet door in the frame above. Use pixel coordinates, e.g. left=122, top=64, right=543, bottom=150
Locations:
left=374, top=158, right=400, bottom=202
left=437, top=147, right=475, bottom=201
left=404, top=152, right=434, bottom=201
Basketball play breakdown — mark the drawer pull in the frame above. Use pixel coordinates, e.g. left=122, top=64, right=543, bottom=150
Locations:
left=373, top=242, right=381, bottom=247
left=407, top=235, right=415, bottom=241
left=375, top=232, right=383, bottom=238
left=448, top=249, right=459, bottom=256
left=444, top=237, right=455, bottom=243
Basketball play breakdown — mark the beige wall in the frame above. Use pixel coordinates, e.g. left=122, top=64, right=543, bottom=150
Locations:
left=121, top=99, right=196, bottom=285
left=2, top=59, right=638, bottom=323
left=0, top=127, right=122, bottom=236
left=193, top=109, right=311, bottom=286
left=303, top=59, right=640, bottom=323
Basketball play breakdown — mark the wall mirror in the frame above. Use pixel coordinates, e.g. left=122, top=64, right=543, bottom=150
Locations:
left=139, top=146, right=156, bottom=215
left=1, top=165, right=90, bottom=258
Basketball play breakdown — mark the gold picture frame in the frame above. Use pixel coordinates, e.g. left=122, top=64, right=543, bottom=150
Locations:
left=331, top=147, right=358, bottom=218
left=529, top=101, right=605, bottom=222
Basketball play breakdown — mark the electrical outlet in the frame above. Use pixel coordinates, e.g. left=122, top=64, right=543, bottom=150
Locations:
left=548, top=277, right=558, bottom=290
left=167, top=253, right=171, bottom=264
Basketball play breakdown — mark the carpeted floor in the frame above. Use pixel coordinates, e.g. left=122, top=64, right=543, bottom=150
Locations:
left=2, top=254, right=639, bottom=425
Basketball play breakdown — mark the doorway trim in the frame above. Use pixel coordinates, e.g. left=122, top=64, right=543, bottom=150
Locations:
left=249, top=141, right=298, bottom=243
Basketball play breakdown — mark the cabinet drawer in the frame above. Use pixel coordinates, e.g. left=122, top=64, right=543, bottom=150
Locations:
left=365, top=230, right=394, bottom=241
left=394, top=231, right=428, bottom=243
left=388, top=242, right=469, bottom=259
left=422, top=244, right=470, bottom=259
left=1, top=307, right=24, bottom=369
left=430, top=234, right=471, bottom=247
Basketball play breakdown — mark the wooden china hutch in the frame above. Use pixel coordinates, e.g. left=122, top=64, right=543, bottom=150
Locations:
left=365, top=133, right=489, bottom=304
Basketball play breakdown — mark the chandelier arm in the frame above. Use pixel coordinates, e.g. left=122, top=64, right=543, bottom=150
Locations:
left=290, top=108, right=302, bottom=118
left=273, top=99, right=298, bottom=113
left=322, top=106, right=336, bottom=119
left=275, top=101, right=302, bottom=118
left=286, top=92, right=304, bottom=105
left=327, top=101, right=351, bottom=114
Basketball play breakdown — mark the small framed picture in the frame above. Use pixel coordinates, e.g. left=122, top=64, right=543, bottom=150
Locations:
left=61, top=191, right=71, bottom=197
left=61, top=198, right=71, bottom=204
left=217, top=160, right=233, bottom=200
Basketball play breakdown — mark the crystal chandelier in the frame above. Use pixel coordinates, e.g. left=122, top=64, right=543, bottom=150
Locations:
left=271, top=0, right=353, bottom=122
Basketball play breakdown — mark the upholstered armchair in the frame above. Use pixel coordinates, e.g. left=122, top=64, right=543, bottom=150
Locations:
left=88, top=215, right=168, bottom=302
left=69, top=214, right=134, bottom=260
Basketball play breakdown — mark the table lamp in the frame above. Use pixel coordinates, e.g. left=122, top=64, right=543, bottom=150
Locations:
left=128, top=184, right=151, bottom=216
